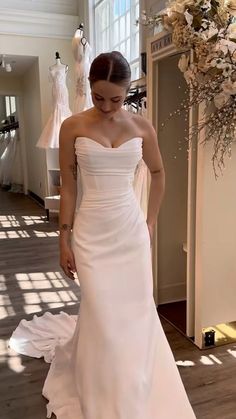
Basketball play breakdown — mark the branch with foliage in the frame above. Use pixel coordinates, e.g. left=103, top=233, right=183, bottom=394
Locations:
left=139, top=0, right=236, bottom=176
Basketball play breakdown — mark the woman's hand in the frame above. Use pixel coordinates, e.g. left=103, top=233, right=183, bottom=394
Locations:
left=60, top=243, right=77, bottom=280
left=147, top=223, right=155, bottom=248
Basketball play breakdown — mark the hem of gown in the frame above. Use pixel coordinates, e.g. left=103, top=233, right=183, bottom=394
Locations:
left=44, top=398, right=84, bottom=419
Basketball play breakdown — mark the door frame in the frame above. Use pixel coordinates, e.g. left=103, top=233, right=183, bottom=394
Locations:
left=146, top=31, right=196, bottom=338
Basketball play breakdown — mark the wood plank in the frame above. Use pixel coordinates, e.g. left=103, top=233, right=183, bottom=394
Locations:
left=1, top=187, right=236, bottom=418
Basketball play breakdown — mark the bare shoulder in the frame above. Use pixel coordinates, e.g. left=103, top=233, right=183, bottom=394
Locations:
left=131, top=113, right=157, bottom=140
left=60, top=112, right=84, bottom=131
left=60, top=110, right=92, bottom=139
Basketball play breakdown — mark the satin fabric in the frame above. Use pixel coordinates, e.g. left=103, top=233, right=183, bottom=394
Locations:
left=10, top=137, right=196, bottom=418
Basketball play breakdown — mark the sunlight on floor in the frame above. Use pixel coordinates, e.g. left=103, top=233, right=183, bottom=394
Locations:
left=227, top=348, right=236, bottom=358
left=24, top=305, right=42, bottom=314
left=8, top=353, right=25, bottom=373
left=23, top=215, right=48, bottom=225
left=0, top=219, right=21, bottom=227
left=0, top=338, right=25, bottom=373
left=0, top=306, right=16, bottom=319
left=176, top=352, right=232, bottom=368
left=0, top=271, right=79, bottom=318
left=208, top=354, right=222, bottom=365
left=0, top=215, right=47, bottom=227
left=0, top=214, right=59, bottom=238
left=34, top=230, right=59, bottom=237
left=19, top=280, right=52, bottom=290
left=203, top=322, right=236, bottom=346
left=216, top=324, right=236, bottom=339
left=0, top=230, right=30, bottom=239
left=200, top=355, right=221, bottom=365
left=0, top=229, right=59, bottom=239
left=176, top=360, right=195, bottom=367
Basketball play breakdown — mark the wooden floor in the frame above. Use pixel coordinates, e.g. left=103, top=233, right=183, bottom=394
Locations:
left=158, top=300, right=187, bottom=334
left=0, top=188, right=236, bottom=419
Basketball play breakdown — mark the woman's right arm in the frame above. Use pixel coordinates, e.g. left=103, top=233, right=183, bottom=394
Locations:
left=59, top=117, right=77, bottom=280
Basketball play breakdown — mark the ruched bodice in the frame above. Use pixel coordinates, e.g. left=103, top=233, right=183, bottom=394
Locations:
left=74, top=136, right=143, bottom=210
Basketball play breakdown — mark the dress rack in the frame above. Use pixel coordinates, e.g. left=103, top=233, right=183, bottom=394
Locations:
left=124, top=84, right=146, bottom=111
left=0, top=121, right=19, bottom=134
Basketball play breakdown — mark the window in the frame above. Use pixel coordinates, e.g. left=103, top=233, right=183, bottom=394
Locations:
left=5, top=96, right=16, bottom=117
left=94, top=0, right=140, bottom=80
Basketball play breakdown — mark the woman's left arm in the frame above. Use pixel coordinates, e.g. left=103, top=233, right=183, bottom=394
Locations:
left=141, top=119, right=165, bottom=242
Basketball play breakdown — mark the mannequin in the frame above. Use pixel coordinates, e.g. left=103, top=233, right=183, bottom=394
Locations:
left=49, top=51, right=68, bottom=73
left=72, top=24, right=93, bottom=113
left=36, top=52, right=72, bottom=149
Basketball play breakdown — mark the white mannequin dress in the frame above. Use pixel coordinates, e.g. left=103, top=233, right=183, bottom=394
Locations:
left=0, top=129, right=22, bottom=188
left=36, top=64, right=72, bottom=149
left=9, top=136, right=196, bottom=419
left=72, top=31, right=93, bottom=113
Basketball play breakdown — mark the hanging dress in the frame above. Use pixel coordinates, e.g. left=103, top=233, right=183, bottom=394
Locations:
left=0, top=130, right=21, bottom=187
left=72, top=35, right=93, bottom=113
left=36, top=65, right=72, bottom=149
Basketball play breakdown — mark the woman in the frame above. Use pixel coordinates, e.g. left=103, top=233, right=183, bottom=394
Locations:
left=43, top=51, right=196, bottom=418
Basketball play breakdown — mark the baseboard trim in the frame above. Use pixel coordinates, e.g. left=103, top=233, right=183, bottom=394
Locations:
left=158, top=282, right=187, bottom=305
left=28, top=190, right=44, bottom=207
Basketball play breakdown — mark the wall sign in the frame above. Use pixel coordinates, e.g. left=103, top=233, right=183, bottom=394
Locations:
left=151, top=33, right=173, bottom=54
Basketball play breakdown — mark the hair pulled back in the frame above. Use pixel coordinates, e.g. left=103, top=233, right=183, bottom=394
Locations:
left=89, top=51, right=131, bottom=91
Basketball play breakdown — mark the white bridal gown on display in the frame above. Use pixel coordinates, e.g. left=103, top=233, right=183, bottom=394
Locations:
left=36, top=65, right=72, bottom=149
left=9, top=136, right=196, bottom=419
left=0, top=129, right=23, bottom=188
left=72, top=39, right=93, bottom=113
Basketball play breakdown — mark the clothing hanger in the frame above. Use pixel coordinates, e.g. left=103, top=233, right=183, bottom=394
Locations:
left=0, top=121, right=19, bottom=134
left=77, top=23, right=88, bottom=53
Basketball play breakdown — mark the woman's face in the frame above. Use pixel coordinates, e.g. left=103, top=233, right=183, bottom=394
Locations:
left=91, top=80, right=128, bottom=118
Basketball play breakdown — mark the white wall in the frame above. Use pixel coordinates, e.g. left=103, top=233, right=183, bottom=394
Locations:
left=23, top=60, right=46, bottom=197
left=0, top=75, right=23, bottom=95
left=0, top=34, right=76, bottom=125
left=195, top=138, right=236, bottom=346
left=0, top=33, right=76, bottom=199
left=0, top=0, right=78, bottom=15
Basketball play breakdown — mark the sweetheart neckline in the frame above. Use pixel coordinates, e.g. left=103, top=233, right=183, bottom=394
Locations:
left=75, top=136, right=143, bottom=150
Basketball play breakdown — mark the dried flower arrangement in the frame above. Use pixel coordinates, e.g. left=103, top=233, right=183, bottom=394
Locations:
left=138, top=1, right=236, bottom=176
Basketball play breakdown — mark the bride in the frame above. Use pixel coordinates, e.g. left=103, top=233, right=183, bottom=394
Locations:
left=10, top=51, right=196, bottom=418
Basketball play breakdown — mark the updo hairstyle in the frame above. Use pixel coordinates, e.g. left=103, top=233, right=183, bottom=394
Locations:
left=89, top=51, right=131, bottom=92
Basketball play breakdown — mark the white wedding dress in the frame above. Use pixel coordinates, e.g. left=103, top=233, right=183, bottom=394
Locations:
left=72, top=38, right=93, bottom=113
left=36, top=65, right=72, bottom=149
left=9, top=136, right=196, bottom=418
left=0, top=129, right=22, bottom=188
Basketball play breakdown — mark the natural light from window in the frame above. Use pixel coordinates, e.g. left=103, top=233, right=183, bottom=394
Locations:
left=94, top=0, right=140, bottom=80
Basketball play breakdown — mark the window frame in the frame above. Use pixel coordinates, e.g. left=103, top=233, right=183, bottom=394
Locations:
left=94, top=0, right=140, bottom=80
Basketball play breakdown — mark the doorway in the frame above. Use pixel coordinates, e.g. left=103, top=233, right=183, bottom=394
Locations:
left=155, top=53, right=190, bottom=335
left=0, top=94, right=24, bottom=193
left=0, top=54, right=40, bottom=198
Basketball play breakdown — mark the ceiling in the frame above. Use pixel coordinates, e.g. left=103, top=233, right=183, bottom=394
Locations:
left=0, top=54, right=38, bottom=77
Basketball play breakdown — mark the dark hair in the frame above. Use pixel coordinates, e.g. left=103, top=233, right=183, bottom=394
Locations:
left=89, top=51, right=131, bottom=91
